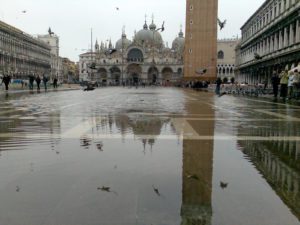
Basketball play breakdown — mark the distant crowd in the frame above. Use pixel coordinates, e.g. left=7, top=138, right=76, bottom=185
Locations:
left=1, top=74, right=59, bottom=91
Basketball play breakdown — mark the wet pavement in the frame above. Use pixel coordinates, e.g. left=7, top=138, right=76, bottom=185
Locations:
left=0, top=87, right=299, bottom=225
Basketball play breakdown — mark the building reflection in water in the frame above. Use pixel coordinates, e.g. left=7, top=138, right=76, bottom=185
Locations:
left=90, top=109, right=215, bottom=224
left=181, top=139, right=213, bottom=225
left=238, top=129, right=300, bottom=219
left=181, top=99, right=215, bottom=224
left=91, top=113, right=172, bottom=150
left=0, top=99, right=61, bottom=152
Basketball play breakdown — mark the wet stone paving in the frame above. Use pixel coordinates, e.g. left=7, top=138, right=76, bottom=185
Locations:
left=0, top=87, right=299, bottom=225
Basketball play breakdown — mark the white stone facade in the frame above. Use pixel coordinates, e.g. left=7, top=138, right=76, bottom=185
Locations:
left=217, top=39, right=239, bottom=80
left=79, top=20, right=184, bottom=85
left=236, top=0, right=300, bottom=84
left=38, top=34, right=63, bottom=82
left=0, top=20, right=51, bottom=78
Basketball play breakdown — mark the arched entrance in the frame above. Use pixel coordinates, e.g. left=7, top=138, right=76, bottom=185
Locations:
left=127, top=63, right=142, bottom=84
left=97, top=68, right=108, bottom=84
left=148, top=66, right=159, bottom=84
left=110, top=66, right=121, bottom=85
left=162, top=67, right=173, bottom=82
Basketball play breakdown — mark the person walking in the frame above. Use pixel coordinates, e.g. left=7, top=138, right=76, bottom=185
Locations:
left=279, top=69, right=289, bottom=100
left=287, top=71, right=295, bottom=100
left=215, top=77, right=222, bottom=96
left=42, top=74, right=48, bottom=90
left=292, top=69, right=300, bottom=99
left=271, top=71, right=280, bottom=99
left=53, top=77, right=58, bottom=88
left=35, top=75, right=41, bottom=91
left=29, top=74, right=35, bottom=90
left=1, top=75, right=11, bottom=91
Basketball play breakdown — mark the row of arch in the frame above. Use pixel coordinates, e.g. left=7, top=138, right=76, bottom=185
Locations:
left=95, top=64, right=183, bottom=82
left=217, top=65, right=235, bottom=74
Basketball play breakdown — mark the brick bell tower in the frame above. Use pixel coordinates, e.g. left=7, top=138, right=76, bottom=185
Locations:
left=184, top=0, right=218, bottom=81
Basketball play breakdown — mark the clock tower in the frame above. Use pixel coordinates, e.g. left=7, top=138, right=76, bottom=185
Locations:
left=184, top=0, right=218, bottom=81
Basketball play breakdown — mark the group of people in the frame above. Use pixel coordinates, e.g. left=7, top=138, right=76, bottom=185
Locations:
left=185, top=80, right=210, bottom=89
left=1, top=74, right=59, bottom=91
left=271, top=69, right=300, bottom=100
left=27, top=74, right=51, bottom=91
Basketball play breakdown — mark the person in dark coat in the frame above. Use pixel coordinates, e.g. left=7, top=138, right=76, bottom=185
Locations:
left=35, top=75, right=41, bottom=90
left=271, top=71, right=280, bottom=98
left=2, top=75, right=11, bottom=91
left=53, top=77, right=58, bottom=88
left=42, top=74, right=48, bottom=90
left=29, top=74, right=35, bottom=90
left=215, top=78, right=222, bottom=96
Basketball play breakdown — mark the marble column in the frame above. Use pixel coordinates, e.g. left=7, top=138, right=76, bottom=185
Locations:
left=289, top=23, right=294, bottom=46
left=296, top=19, right=300, bottom=43
left=274, top=33, right=278, bottom=51
left=284, top=27, right=288, bottom=48
left=281, top=0, right=285, bottom=13
left=270, top=35, right=274, bottom=52
left=279, top=30, right=283, bottom=49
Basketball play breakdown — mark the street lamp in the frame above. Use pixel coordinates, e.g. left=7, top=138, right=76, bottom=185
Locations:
left=121, top=26, right=126, bottom=86
left=151, top=20, right=165, bottom=84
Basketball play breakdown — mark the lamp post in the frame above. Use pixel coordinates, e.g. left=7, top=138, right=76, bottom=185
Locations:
left=151, top=20, right=165, bottom=84
left=90, top=28, right=93, bottom=82
left=121, top=27, right=124, bottom=86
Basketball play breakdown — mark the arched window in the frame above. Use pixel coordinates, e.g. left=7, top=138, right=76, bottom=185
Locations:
left=177, top=68, right=183, bottom=75
left=127, top=48, right=144, bottom=62
left=218, top=50, right=224, bottom=59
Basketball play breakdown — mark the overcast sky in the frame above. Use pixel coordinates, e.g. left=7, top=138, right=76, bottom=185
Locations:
left=0, top=0, right=265, bottom=62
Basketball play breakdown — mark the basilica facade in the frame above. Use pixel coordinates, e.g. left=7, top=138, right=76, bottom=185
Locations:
left=79, top=20, right=185, bottom=85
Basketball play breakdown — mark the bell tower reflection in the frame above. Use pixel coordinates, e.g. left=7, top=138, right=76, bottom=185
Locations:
left=180, top=108, right=214, bottom=223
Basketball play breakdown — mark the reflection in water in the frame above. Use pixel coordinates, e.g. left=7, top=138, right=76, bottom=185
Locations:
left=80, top=135, right=92, bottom=149
left=181, top=100, right=215, bottom=225
left=238, top=131, right=300, bottom=219
left=0, top=94, right=62, bottom=152
left=181, top=140, right=213, bottom=225
left=91, top=113, right=172, bottom=150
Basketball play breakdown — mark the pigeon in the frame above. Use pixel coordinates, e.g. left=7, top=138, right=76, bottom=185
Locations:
left=217, top=19, right=226, bottom=30
left=220, top=181, right=228, bottom=189
left=22, top=10, right=27, bottom=13
left=156, top=21, right=165, bottom=32
left=105, top=48, right=117, bottom=55
left=152, top=185, right=161, bottom=197
left=48, top=27, right=54, bottom=36
left=96, top=141, right=103, bottom=151
left=16, top=186, right=20, bottom=192
left=196, top=68, right=207, bottom=75
left=98, top=186, right=110, bottom=192
left=116, top=7, right=119, bottom=10
left=186, top=174, right=199, bottom=180
left=97, top=186, right=118, bottom=195
left=254, top=53, right=262, bottom=60
left=161, top=21, right=165, bottom=32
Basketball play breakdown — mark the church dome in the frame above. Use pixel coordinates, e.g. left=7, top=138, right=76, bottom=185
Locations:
left=172, top=28, right=185, bottom=51
left=135, top=21, right=163, bottom=47
left=149, top=20, right=157, bottom=30
left=116, top=33, right=132, bottom=50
